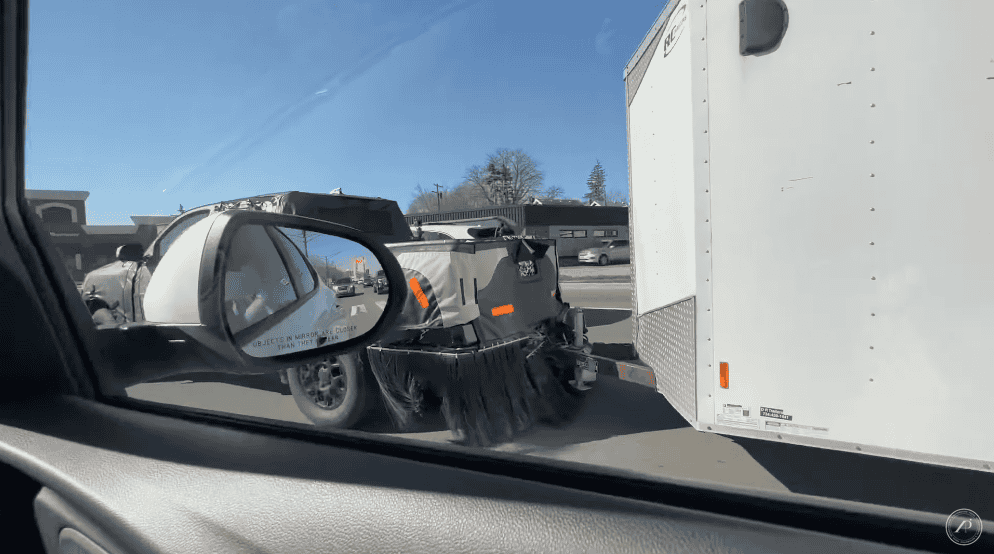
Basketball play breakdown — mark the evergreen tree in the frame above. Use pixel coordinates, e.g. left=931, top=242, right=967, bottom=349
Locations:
left=583, top=160, right=606, bottom=205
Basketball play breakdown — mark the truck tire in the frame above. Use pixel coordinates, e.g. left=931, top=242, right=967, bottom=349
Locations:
left=598, top=254, right=609, bottom=266
left=286, top=351, right=373, bottom=429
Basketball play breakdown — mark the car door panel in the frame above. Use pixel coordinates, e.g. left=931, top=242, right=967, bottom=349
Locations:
left=0, top=396, right=954, bottom=554
left=132, top=263, right=152, bottom=322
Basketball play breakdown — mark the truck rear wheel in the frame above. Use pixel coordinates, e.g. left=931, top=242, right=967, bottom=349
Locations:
left=286, top=351, right=374, bottom=429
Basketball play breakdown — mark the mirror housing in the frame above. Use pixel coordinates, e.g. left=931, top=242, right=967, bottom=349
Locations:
left=116, top=243, right=144, bottom=262
left=108, top=209, right=407, bottom=384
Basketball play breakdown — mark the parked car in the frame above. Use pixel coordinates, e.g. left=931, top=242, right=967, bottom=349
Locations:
left=578, top=239, right=630, bottom=265
left=373, top=270, right=389, bottom=295
left=334, top=277, right=357, bottom=297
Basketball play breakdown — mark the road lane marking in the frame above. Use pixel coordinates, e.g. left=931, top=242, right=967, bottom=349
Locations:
left=375, top=301, right=386, bottom=311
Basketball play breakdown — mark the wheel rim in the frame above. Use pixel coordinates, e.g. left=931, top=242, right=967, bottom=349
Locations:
left=297, top=358, right=347, bottom=410
left=599, top=255, right=608, bottom=265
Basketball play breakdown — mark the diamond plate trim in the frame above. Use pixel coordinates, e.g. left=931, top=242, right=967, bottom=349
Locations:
left=635, top=297, right=696, bottom=423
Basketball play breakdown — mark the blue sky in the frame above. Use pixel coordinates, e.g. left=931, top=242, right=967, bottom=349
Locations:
left=26, top=0, right=668, bottom=225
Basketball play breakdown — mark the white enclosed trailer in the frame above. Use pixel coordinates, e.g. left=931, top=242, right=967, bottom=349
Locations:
left=624, top=0, right=994, bottom=472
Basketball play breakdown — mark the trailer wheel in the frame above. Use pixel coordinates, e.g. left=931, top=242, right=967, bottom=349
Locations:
left=598, top=254, right=609, bottom=266
left=286, top=351, right=374, bottom=429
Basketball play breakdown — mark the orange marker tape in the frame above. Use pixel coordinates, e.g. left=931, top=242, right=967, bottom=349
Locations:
left=409, top=278, right=429, bottom=308
left=491, top=304, right=514, bottom=317
left=719, top=362, right=729, bottom=389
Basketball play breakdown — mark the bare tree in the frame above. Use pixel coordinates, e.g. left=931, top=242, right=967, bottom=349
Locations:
left=461, top=164, right=494, bottom=205
left=462, top=149, right=544, bottom=205
left=492, top=148, right=543, bottom=204
left=543, top=185, right=564, bottom=199
left=308, top=252, right=342, bottom=285
left=407, top=183, right=439, bottom=214
left=447, top=182, right=490, bottom=210
left=606, top=187, right=629, bottom=206
left=406, top=182, right=490, bottom=214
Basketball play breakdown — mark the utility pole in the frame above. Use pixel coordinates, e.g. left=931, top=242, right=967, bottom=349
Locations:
left=433, top=183, right=443, bottom=213
left=499, top=164, right=511, bottom=204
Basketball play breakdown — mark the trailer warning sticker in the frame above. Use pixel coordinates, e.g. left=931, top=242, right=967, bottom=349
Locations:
left=760, top=407, right=793, bottom=421
left=765, top=420, right=829, bottom=437
left=716, top=404, right=758, bottom=430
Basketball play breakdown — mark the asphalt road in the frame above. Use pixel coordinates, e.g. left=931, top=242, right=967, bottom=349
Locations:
left=125, top=280, right=994, bottom=522
left=333, top=284, right=388, bottom=335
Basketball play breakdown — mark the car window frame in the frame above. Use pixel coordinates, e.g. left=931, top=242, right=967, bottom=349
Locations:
left=266, top=226, right=318, bottom=298
left=152, top=209, right=212, bottom=263
left=2, top=2, right=982, bottom=551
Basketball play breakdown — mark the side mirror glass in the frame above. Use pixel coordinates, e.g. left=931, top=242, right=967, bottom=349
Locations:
left=140, top=209, right=406, bottom=372
left=116, top=243, right=144, bottom=262
left=223, top=225, right=387, bottom=357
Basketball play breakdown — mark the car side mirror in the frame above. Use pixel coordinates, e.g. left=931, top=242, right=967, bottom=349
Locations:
left=133, top=209, right=406, bottom=376
left=116, top=243, right=144, bottom=262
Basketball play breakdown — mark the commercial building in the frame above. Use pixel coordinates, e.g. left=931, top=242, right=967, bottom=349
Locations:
left=24, top=189, right=175, bottom=282
left=404, top=202, right=628, bottom=257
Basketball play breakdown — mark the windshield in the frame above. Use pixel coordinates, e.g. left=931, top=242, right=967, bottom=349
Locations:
left=26, top=0, right=989, bottom=524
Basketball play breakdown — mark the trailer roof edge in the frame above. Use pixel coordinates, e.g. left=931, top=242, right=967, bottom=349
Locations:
left=624, top=0, right=681, bottom=80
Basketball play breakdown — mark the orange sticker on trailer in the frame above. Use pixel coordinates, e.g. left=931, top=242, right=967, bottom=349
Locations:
left=491, top=304, right=514, bottom=316
left=409, top=278, right=429, bottom=308
left=720, top=362, right=729, bottom=389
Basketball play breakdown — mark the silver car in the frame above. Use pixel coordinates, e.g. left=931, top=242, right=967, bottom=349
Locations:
left=578, top=239, right=630, bottom=266
left=333, top=277, right=357, bottom=297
